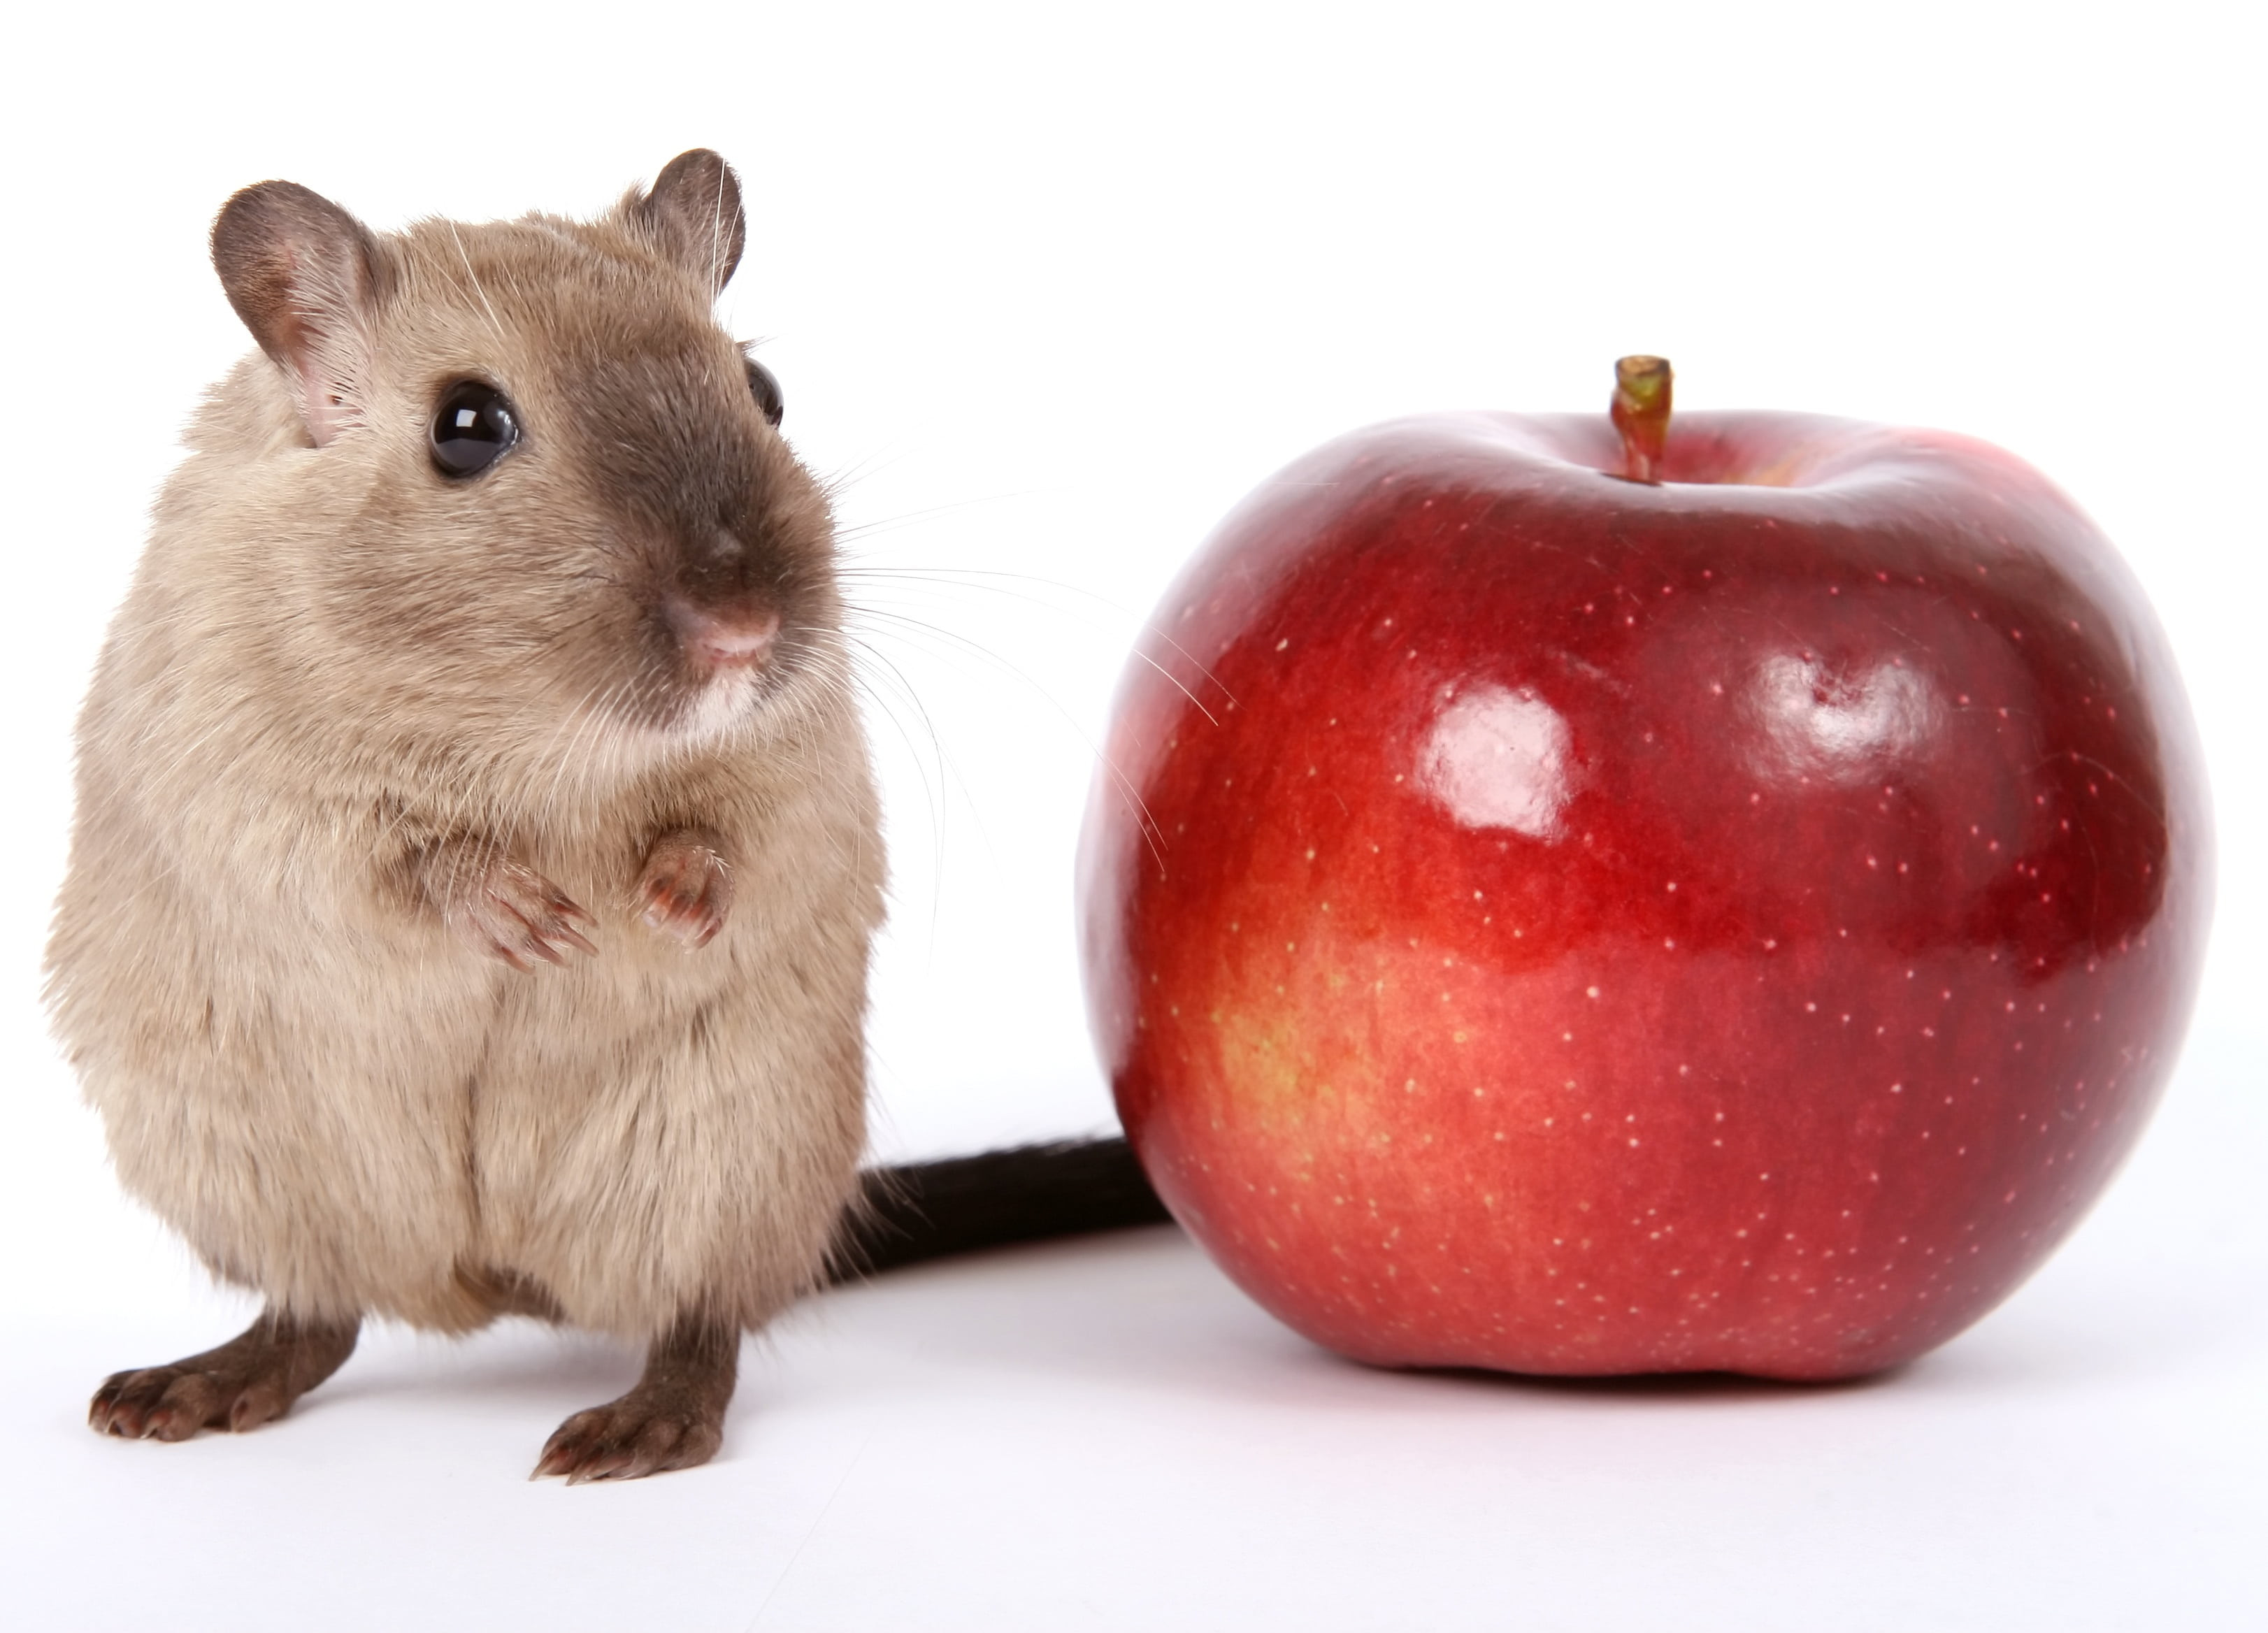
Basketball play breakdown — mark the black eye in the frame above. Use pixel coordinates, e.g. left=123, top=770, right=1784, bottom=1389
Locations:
left=430, top=380, right=520, bottom=477
left=744, top=357, right=784, bottom=426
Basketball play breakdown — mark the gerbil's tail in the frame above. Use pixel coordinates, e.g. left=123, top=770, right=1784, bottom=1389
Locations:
left=829, top=1136, right=1174, bottom=1283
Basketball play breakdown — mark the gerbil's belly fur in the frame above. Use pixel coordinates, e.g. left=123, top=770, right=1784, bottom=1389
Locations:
left=49, top=798, right=873, bottom=1340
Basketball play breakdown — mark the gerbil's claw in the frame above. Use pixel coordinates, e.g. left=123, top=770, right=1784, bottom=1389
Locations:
left=531, top=1392, right=723, bottom=1484
left=636, top=831, right=733, bottom=950
left=90, top=1365, right=220, bottom=1440
left=446, top=856, right=598, bottom=970
left=87, top=1311, right=359, bottom=1445
left=534, top=1314, right=735, bottom=1483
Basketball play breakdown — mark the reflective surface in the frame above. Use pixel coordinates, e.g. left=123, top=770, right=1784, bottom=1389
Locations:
left=428, top=379, right=521, bottom=477
left=1079, top=411, right=2211, bottom=1379
left=742, top=355, right=784, bottom=426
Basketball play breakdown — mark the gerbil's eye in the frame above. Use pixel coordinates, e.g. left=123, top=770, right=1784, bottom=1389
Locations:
left=744, top=357, right=784, bottom=427
left=429, top=381, right=521, bottom=477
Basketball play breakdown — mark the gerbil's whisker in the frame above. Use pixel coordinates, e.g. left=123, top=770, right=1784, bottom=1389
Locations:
left=828, top=489, right=1040, bottom=547
left=836, top=600, right=1167, bottom=874
left=447, top=222, right=509, bottom=349
left=834, top=561, right=1237, bottom=718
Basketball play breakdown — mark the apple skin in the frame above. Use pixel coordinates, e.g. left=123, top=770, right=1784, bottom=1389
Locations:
left=1077, top=408, right=2211, bottom=1381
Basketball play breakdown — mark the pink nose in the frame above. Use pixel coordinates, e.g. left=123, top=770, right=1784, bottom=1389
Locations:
left=666, top=600, right=781, bottom=670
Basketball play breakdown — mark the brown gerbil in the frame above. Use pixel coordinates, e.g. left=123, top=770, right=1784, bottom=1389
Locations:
left=47, top=152, right=886, bottom=1481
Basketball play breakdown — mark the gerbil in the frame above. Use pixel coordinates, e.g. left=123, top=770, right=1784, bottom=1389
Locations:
left=48, top=152, right=891, bottom=1482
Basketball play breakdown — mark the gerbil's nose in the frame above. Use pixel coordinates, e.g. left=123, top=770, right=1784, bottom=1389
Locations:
left=665, top=596, right=782, bottom=670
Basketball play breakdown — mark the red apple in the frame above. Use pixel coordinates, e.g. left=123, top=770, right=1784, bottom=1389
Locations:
left=1077, top=362, right=2211, bottom=1380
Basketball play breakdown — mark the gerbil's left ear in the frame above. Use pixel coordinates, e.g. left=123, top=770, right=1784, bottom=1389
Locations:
left=629, top=150, right=746, bottom=296
left=211, top=180, right=385, bottom=447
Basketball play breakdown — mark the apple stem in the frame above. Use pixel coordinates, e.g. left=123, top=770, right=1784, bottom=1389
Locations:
left=1611, top=355, right=1673, bottom=484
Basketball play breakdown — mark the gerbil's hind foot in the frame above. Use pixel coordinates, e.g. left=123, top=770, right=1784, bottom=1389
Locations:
left=533, top=1315, right=738, bottom=1483
left=636, top=828, right=733, bottom=949
left=89, top=1308, right=359, bottom=1442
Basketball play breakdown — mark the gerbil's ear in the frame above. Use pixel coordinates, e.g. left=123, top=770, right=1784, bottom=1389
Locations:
left=210, top=181, right=383, bottom=447
left=629, top=150, right=746, bottom=296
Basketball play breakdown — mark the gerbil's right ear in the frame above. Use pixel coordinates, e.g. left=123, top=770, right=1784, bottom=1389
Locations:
left=210, top=182, right=384, bottom=447
left=628, top=150, right=747, bottom=297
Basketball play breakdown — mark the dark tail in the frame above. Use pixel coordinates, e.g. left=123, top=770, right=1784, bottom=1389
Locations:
left=830, top=1135, right=1174, bottom=1283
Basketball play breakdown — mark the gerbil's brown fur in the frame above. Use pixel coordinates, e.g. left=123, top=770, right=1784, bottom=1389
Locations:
left=48, top=153, right=881, bottom=1478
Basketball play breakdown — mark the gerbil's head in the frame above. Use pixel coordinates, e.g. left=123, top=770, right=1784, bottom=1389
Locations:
left=203, top=151, right=840, bottom=775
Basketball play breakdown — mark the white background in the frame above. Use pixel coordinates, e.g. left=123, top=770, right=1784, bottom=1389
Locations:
left=1, top=2, right=2262, bottom=1627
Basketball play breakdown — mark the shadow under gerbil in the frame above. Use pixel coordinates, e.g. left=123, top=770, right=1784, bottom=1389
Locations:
left=307, top=1319, right=645, bottom=1416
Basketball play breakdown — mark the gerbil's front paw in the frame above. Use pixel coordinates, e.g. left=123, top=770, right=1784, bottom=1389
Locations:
left=532, top=1390, right=725, bottom=1483
left=637, top=831, right=733, bottom=949
left=445, top=857, right=598, bottom=971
